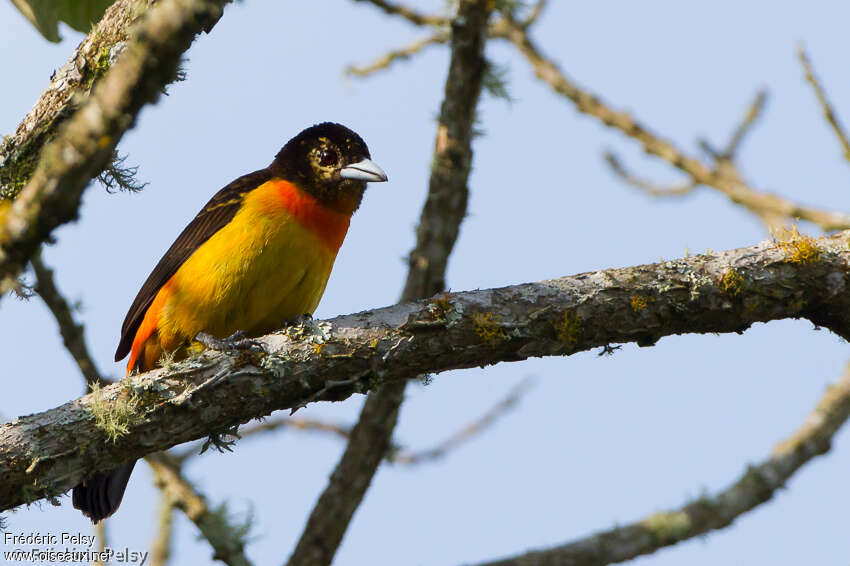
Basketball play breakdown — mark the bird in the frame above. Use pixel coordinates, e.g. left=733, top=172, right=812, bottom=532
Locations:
left=72, top=122, right=387, bottom=523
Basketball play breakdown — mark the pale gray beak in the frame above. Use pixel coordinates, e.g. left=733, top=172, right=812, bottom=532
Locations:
left=339, top=158, right=388, bottom=182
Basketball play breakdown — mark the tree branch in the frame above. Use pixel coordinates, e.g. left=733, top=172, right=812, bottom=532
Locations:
left=285, top=2, right=493, bottom=565
left=0, top=0, right=155, bottom=200
left=4, top=231, right=850, bottom=511
left=174, top=377, right=532, bottom=466
left=33, top=241, right=249, bottom=564
left=147, top=453, right=253, bottom=566
left=797, top=45, right=850, bottom=166
left=496, top=18, right=850, bottom=232
left=0, top=0, right=232, bottom=295
left=149, top=493, right=175, bottom=566
left=31, top=248, right=109, bottom=387
left=391, top=377, right=534, bottom=465
left=349, top=0, right=446, bottom=27
left=345, top=32, right=447, bottom=77
left=472, top=363, right=850, bottom=566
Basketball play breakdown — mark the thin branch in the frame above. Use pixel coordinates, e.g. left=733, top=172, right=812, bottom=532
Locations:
left=286, top=3, right=494, bottom=565
left=721, top=89, right=768, bottom=160
left=349, top=0, right=446, bottom=27
left=497, top=19, right=850, bottom=232
left=176, top=379, right=533, bottom=465
left=521, top=0, right=548, bottom=29
left=0, top=0, right=232, bottom=296
left=150, top=494, right=175, bottom=566
left=31, top=248, right=110, bottom=387
left=604, top=91, right=765, bottom=202
left=147, top=454, right=253, bottom=566
left=171, top=418, right=352, bottom=463
left=798, top=45, right=850, bottom=165
left=346, top=32, right=447, bottom=77
left=392, top=377, right=534, bottom=465
left=604, top=152, right=696, bottom=197
left=473, top=363, right=850, bottom=566
left=5, top=230, right=850, bottom=511
left=343, top=2, right=551, bottom=82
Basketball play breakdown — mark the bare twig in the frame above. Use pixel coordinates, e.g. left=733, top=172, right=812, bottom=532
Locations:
left=349, top=0, right=446, bottom=27
left=604, top=91, right=765, bottom=204
left=344, top=1, right=551, bottom=82
left=31, top=249, right=110, bottom=387
left=498, top=18, right=850, bottom=232
left=150, top=494, right=176, bottom=566
left=147, top=453, right=253, bottom=566
left=392, top=377, right=534, bottom=464
left=604, top=152, right=696, bottom=197
left=176, top=379, right=533, bottom=466
left=798, top=45, right=850, bottom=165
left=521, top=0, right=548, bottom=28
left=346, top=32, right=447, bottom=77
left=171, top=417, right=352, bottom=463
left=0, top=0, right=232, bottom=296
left=721, top=89, right=768, bottom=160
left=474, top=364, right=850, bottom=566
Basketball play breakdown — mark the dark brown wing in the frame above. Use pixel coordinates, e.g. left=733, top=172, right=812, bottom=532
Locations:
left=114, top=169, right=274, bottom=361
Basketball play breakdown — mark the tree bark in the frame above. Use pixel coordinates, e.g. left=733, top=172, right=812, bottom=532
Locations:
left=2, top=231, right=849, bottom=511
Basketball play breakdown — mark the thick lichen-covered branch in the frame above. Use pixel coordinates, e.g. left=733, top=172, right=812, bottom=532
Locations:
left=33, top=243, right=250, bottom=566
left=4, top=231, right=850, bottom=511
left=0, top=0, right=232, bottom=295
left=473, top=363, right=850, bottom=566
left=285, top=2, right=494, bottom=565
left=0, top=0, right=155, bottom=200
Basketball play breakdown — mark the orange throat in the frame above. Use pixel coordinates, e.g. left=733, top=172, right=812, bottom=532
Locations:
left=264, top=179, right=352, bottom=251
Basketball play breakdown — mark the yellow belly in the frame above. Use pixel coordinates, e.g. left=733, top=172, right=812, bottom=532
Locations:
left=139, top=186, right=340, bottom=369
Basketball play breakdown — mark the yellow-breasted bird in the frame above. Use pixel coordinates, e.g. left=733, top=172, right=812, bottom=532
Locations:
left=72, top=123, right=387, bottom=523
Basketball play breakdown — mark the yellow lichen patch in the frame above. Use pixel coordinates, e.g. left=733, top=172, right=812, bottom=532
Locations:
left=775, top=225, right=821, bottom=264
left=89, top=382, right=143, bottom=443
left=312, top=342, right=326, bottom=355
left=630, top=295, right=648, bottom=312
left=429, top=291, right=454, bottom=317
left=553, top=310, right=582, bottom=348
left=471, top=311, right=503, bottom=344
left=641, top=511, right=692, bottom=542
left=718, top=269, right=744, bottom=296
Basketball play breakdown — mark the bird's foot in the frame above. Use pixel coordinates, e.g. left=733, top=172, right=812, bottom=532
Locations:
left=195, top=331, right=265, bottom=353
left=289, top=313, right=313, bottom=327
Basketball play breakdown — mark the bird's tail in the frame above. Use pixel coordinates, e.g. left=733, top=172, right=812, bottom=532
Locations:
left=72, top=460, right=136, bottom=523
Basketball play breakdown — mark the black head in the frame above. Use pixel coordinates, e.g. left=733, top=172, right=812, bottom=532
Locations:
left=270, top=122, right=387, bottom=214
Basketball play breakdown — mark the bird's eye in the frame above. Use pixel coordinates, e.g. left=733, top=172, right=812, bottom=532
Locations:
left=319, top=149, right=339, bottom=167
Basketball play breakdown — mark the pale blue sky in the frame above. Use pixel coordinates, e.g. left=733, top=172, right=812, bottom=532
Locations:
left=2, top=1, right=850, bottom=565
